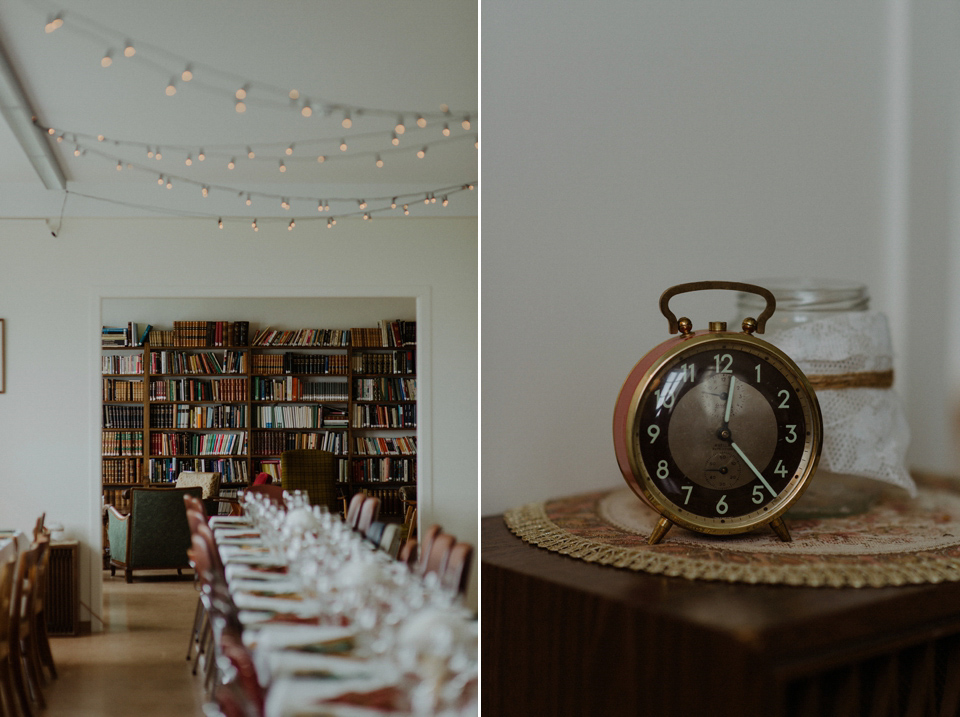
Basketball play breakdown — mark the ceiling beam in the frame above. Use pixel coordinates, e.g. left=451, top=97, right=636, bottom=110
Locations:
left=0, top=35, right=65, bottom=190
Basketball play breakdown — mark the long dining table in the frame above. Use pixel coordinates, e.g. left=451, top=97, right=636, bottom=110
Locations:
left=207, top=505, right=477, bottom=717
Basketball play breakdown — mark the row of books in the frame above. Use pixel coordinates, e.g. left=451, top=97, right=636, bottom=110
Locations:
left=353, top=435, right=417, bottom=456
left=102, top=354, right=144, bottom=375
left=352, top=321, right=417, bottom=348
left=251, top=377, right=349, bottom=402
left=353, top=377, right=417, bottom=401
left=252, top=430, right=346, bottom=455
left=352, top=404, right=417, bottom=428
left=103, top=378, right=144, bottom=402
left=252, top=352, right=350, bottom=376
left=101, top=323, right=150, bottom=348
left=253, top=404, right=328, bottom=429
left=102, top=457, right=143, bottom=484
left=149, top=350, right=248, bottom=375
left=103, top=405, right=144, bottom=429
left=166, top=321, right=250, bottom=347
left=351, top=350, right=416, bottom=375
left=102, top=431, right=143, bottom=456
left=349, top=457, right=417, bottom=483
left=148, top=457, right=250, bottom=485
left=149, top=377, right=247, bottom=402
left=150, top=404, right=247, bottom=429
left=252, top=328, right=351, bottom=347
left=149, top=431, right=247, bottom=457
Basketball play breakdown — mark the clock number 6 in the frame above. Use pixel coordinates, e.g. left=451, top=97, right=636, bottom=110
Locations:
left=716, top=494, right=729, bottom=515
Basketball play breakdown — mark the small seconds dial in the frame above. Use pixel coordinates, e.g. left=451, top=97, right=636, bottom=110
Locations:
left=633, top=344, right=810, bottom=525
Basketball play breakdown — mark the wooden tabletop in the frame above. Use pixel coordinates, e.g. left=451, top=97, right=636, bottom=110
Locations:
left=482, top=514, right=960, bottom=717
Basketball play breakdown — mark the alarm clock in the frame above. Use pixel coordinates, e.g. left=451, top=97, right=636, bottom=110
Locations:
left=612, top=281, right=823, bottom=544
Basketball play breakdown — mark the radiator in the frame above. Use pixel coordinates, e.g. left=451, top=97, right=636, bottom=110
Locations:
left=45, top=541, right=80, bottom=636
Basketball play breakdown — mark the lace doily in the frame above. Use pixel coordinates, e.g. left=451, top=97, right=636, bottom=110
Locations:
left=763, top=311, right=914, bottom=496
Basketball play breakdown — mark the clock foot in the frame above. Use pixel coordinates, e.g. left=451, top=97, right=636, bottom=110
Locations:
left=770, top=516, right=792, bottom=542
left=648, top=516, right=673, bottom=545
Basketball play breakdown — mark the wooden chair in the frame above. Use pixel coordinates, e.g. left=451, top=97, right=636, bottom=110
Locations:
left=398, top=537, right=418, bottom=567
left=10, top=543, right=44, bottom=716
left=357, top=497, right=380, bottom=536
left=399, top=485, right=417, bottom=541
left=345, top=492, right=366, bottom=529
left=32, top=537, right=57, bottom=683
left=0, top=557, right=18, bottom=717
left=441, top=541, right=474, bottom=595
left=421, top=531, right=456, bottom=578
left=417, top=524, right=443, bottom=573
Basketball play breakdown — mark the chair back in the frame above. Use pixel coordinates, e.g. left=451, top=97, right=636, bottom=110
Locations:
left=128, top=487, right=202, bottom=569
left=345, top=492, right=366, bottom=528
left=398, top=538, right=418, bottom=567
left=357, top=497, right=380, bottom=535
left=0, top=557, right=14, bottom=644
left=422, top=532, right=456, bottom=577
left=418, top=524, right=442, bottom=572
left=242, top=483, right=285, bottom=507
left=280, top=449, right=339, bottom=511
left=441, top=541, right=474, bottom=595
left=365, top=520, right=387, bottom=547
left=176, top=471, right=221, bottom=500
left=379, top=523, right=402, bottom=558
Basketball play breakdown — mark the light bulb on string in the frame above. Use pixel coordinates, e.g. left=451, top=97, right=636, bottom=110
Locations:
left=146, top=147, right=154, bottom=158
left=116, top=161, right=122, bottom=171
left=395, top=116, right=405, bottom=134
left=301, top=102, right=312, bottom=118
left=288, top=220, right=295, bottom=230
left=462, top=117, right=471, bottom=130
left=247, top=147, right=255, bottom=159
left=278, top=160, right=286, bottom=173
left=403, top=204, right=409, bottom=215
left=390, top=198, right=397, bottom=209
left=166, top=179, right=172, bottom=189
left=185, top=154, right=193, bottom=166
left=317, top=155, right=326, bottom=163
left=424, top=195, right=430, bottom=205
left=339, top=139, right=347, bottom=152
left=375, top=155, right=383, bottom=168
left=327, top=218, right=335, bottom=228
left=235, top=85, right=248, bottom=100
left=235, top=100, right=246, bottom=113
left=97, top=135, right=104, bottom=142
left=289, top=89, right=300, bottom=101
left=123, top=43, right=135, bottom=58
left=55, top=134, right=64, bottom=143
left=442, top=196, right=449, bottom=207
left=251, top=219, right=258, bottom=231
left=285, top=144, right=294, bottom=156
left=44, top=14, right=63, bottom=33
left=227, top=157, right=236, bottom=170
left=391, top=132, right=400, bottom=146
left=363, top=213, right=371, bottom=221
left=100, top=51, right=112, bottom=68
left=157, top=175, right=164, bottom=186
left=197, top=149, right=205, bottom=161
left=416, top=146, right=427, bottom=159
left=281, top=198, right=289, bottom=209
left=358, top=200, right=367, bottom=210
left=442, top=123, right=450, bottom=137
left=155, top=149, right=162, bottom=160
left=201, top=186, right=209, bottom=197
left=416, top=115, right=427, bottom=128
left=218, top=217, right=223, bottom=229
left=245, top=194, right=252, bottom=206
left=181, top=65, right=193, bottom=82
left=46, top=128, right=55, bottom=136
left=317, top=201, right=323, bottom=212
left=165, top=78, right=177, bottom=96
left=341, top=111, right=352, bottom=129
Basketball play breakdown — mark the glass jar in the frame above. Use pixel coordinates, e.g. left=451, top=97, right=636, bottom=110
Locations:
left=736, top=279, right=882, bottom=519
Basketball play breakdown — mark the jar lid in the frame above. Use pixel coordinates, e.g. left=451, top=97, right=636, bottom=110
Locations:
left=738, top=278, right=869, bottom=313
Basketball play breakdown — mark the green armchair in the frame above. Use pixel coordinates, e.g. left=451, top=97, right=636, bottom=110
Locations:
left=107, top=487, right=202, bottom=583
left=280, top=449, right=339, bottom=512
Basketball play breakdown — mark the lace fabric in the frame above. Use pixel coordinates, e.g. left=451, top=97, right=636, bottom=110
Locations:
left=763, top=311, right=915, bottom=496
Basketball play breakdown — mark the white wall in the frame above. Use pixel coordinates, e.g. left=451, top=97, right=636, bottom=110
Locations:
left=0, top=215, right=478, bottom=618
left=481, top=1, right=960, bottom=515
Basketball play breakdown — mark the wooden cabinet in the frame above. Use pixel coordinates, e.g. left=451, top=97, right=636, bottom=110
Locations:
left=101, top=321, right=416, bottom=517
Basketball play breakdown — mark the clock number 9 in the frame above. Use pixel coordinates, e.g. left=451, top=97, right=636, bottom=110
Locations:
left=647, top=425, right=660, bottom=443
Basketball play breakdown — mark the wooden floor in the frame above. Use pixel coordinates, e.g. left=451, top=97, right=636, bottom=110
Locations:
left=41, top=570, right=205, bottom=717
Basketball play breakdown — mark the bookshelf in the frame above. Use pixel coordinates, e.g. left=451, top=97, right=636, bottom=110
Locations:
left=101, top=320, right=416, bottom=518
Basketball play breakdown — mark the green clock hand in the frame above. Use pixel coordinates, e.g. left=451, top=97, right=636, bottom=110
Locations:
left=730, top=441, right=777, bottom=498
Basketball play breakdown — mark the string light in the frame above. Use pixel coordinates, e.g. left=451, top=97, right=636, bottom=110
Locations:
left=44, top=14, right=63, bottom=33
left=285, top=144, right=294, bottom=156
left=201, top=186, right=209, bottom=197
left=185, top=154, right=193, bottom=166
left=278, top=160, right=286, bottom=172
left=116, top=161, right=122, bottom=171
left=251, top=218, right=258, bottom=231
left=358, top=200, right=367, bottom=210
left=247, top=147, right=255, bottom=159
left=165, top=78, right=177, bottom=96
left=181, top=65, right=193, bottom=82
left=391, top=132, right=400, bottom=146
left=395, top=117, right=406, bottom=135
left=245, top=194, right=252, bottom=206
left=288, top=219, right=295, bottom=230
left=218, top=217, right=223, bottom=229
left=197, top=149, right=205, bottom=161
left=442, top=123, right=450, bottom=137
left=235, top=85, right=248, bottom=100
left=301, top=102, right=312, bottom=118
left=339, top=139, right=347, bottom=152
left=100, top=51, right=112, bottom=68
left=166, top=179, right=173, bottom=189
left=341, top=111, right=352, bottom=129
left=155, top=149, right=162, bottom=160
left=390, top=198, right=397, bottom=209
left=363, top=213, right=371, bottom=220
left=416, top=146, right=427, bottom=159
left=235, top=100, right=246, bottom=113
left=403, top=204, right=409, bottom=215
left=123, top=43, right=135, bottom=58
left=375, top=155, right=383, bottom=168
left=416, top=115, right=427, bottom=128
left=461, top=117, right=471, bottom=131
left=327, top=218, right=336, bottom=228
left=317, top=155, right=326, bottom=163
left=281, top=198, right=290, bottom=209
left=442, top=196, right=448, bottom=206
left=227, top=157, right=235, bottom=169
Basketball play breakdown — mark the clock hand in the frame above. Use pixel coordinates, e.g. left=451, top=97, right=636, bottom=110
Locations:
left=724, top=376, right=736, bottom=424
left=730, top=441, right=777, bottom=498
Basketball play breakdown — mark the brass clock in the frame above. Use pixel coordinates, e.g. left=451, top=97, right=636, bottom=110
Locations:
left=613, top=281, right=823, bottom=544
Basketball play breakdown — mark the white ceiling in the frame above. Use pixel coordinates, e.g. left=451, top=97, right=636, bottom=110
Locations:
left=0, top=0, right=478, bottom=224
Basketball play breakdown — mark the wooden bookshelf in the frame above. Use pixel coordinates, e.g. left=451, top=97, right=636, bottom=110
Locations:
left=101, top=320, right=417, bottom=517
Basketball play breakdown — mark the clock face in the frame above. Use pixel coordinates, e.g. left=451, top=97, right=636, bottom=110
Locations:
left=624, top=335, right=820, bottom=534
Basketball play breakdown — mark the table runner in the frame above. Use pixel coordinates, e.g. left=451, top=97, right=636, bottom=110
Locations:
left=504, top=473, right=960, bottom=587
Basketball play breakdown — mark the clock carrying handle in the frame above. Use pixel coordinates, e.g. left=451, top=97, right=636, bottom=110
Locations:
left=659, top=281, right=776, bottom=334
